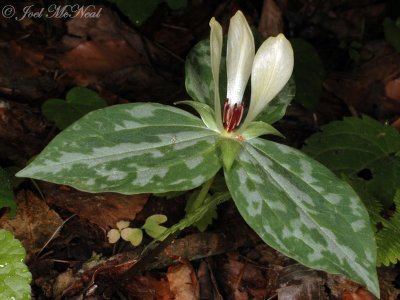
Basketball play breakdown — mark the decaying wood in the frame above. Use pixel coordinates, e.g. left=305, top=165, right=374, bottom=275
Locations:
left=139, top=225, right=258, bottom=271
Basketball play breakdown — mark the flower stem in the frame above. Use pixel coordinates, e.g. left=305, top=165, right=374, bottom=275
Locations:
left=190, top=177, right=215, bottom=210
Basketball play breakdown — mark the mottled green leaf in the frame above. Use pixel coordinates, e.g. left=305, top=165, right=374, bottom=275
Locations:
left=303, top=116, right=400, bottom=207
left=17, top=103, right=221, bottom=194
left=225, top=138, right=379, bottom=297
left=185, top=38, right=227, bottom=108
left=0, top=167, right=16, bottom=218
left=255, top=77, right=296, bottom=124
left=345, top=176, right=400, bottom=267
left=42, top=87, right=106, bottom=130
left=345, top=177, right=385, bottom=227
left=349, top=180, right=400, bottom=267
left=0, top=229, right=32, bottom=300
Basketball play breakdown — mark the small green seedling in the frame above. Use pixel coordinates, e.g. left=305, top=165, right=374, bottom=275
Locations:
left=18, top=11, right=379, bottom=297
left=42, top=87, right=106, bottom=130
left=141, top=214, right=168, bottom=239
left=107, top=215, right=168, bottom=246
left=107, top=220, right=143, bottom=246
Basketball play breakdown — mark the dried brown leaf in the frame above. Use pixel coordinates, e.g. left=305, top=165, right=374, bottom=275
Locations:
left=61, top=39, right=140, bottom=74
left=0, top=190, right=63, bottom=260
left=134, top=275, right=174, bottom=300
left=167, top=263, right=199, bottom=300
left=41, top=184, right=148, bottom=229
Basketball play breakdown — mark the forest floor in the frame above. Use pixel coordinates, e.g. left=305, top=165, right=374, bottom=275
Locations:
left=1, top=0, right=400, bottom=299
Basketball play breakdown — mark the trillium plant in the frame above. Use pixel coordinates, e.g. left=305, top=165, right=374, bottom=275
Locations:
left=17, top=11, right=379, bottom=296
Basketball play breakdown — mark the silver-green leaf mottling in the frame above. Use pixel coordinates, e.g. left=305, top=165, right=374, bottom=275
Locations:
left=255, top=77, right=296, bottom=125
left=224, top=138, right=379, bottom=297
left=303, top=116, right=400, bottom=207
left=17, top=103, right=221, bottom=194
left=185, top=38, right=228, bottom=109
left=185, top=39, right=215, bottom=107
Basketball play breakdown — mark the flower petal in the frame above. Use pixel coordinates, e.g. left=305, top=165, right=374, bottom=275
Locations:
left=226, top=10, right=255, bottom=106
left=209, top=17, right=223, bottom=129
left=245, top=34, right=294, bottom=124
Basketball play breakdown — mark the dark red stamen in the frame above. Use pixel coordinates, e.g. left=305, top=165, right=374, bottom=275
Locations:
left=223, top=99, right=244, bottom=132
